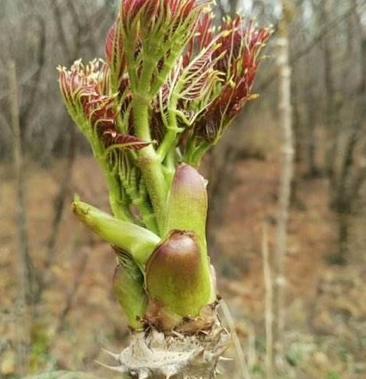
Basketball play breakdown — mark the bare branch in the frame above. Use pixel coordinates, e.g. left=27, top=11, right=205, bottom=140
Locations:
left=19, top=16, right=46, bottom=131
left=54, top=249, right=89, bottom=336
left=51, top=0, right=73, bottom=60
left=258, top=1, right=364, bottom=91
left=8, top=60, right=34, bottom=375
left=273, top=4, right=295, bottom=365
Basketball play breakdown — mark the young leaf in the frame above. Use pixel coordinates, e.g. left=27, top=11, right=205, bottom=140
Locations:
left=114, top=251, right=147, bottom=330
left=163, top=164, right=208, bottom=242
left=73, top=199, right=160, bottom=266
left=162, top=164, right=215, bottom=304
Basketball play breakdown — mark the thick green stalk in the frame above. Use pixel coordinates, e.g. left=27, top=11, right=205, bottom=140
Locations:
left=64, top=109, right=131, bottom=221
left=162, top=149, right=176, bottom=187
left=157, top=94, right=181, bottom=162
left=133, top=97, right=168, bottom=234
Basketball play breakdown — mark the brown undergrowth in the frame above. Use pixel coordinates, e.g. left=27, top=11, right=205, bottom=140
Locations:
left=0, top=156, right=365, bottom=378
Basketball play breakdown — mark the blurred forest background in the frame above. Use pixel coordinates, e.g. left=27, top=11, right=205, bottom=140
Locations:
left=0, top=0, right=366, bottom=378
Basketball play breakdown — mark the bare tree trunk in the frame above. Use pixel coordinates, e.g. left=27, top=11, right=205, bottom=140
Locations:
left=8, top=60, right=35, bottom=375
left=273, top=0, right=295, bottom=368
left=40, top=131, right=76, bottom=289
left=292, top=83, right=302, bottom=165
left=305, top=87, right=320, bottom=178
left=338, top=212, right=349, bottom=260
left=331, top=129, right=360, bottom=264
left=321, top=0, right=342, bottom=185
left=262, top=225, right=273, bottom=379
left=207, top=144, right=238, bottom=260
left=229, top=0, right=240, bottom=15
left=328, top=3, right=366, bottom=264
left=290, top=80, right=306, bottom=209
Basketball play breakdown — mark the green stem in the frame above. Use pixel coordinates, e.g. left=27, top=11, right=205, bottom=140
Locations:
left=163, top=149, right=176, bottom=185
left=106, top=173, right=129, bottom=221
left=186, top=141, right=211, bottom=168
left=92, top=141, right=133, bottom=222
left=133, top=96, right=168, bottom=234
left=158, top=95, right=182, bottom=162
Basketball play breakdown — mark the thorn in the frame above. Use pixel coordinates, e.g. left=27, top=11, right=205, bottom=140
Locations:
left=95, top=360, right=126, bottom=373
left=101, top=348, right=121, bottom=361
left=172, top=330, right=184, bottom=338
left=219, top=356, right=233, bottom=362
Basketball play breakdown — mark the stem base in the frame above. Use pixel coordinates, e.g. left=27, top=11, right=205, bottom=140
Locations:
left=101, top=314, right=230, bottom=379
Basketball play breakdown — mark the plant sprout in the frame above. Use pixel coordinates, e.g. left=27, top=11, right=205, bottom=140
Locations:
left=58, top=0, right=271, bottom=377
